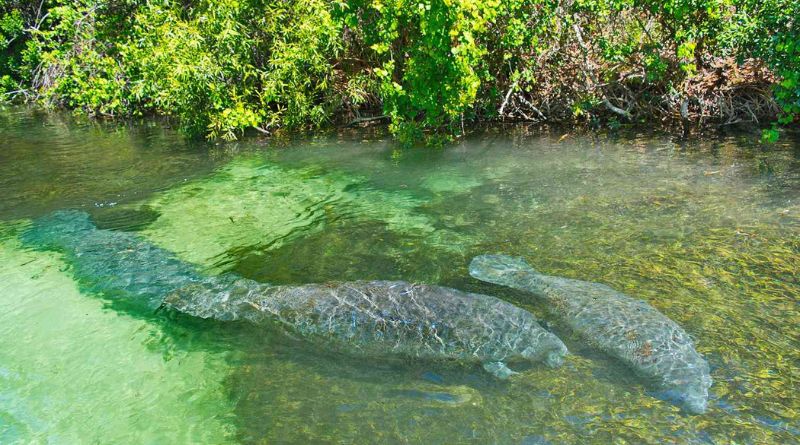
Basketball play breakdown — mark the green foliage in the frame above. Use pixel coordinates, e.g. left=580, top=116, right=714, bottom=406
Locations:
left=725, top=0, right=800, bottom=123
left=338, top=0, right=475, bottom=141
left=0, top=2, right=26, bottom=94
left=7, top=0, right=345, bottom=139
left=760, top=127, right=780, bottom=143
left=123, top=0, right=343, bottom=138
left=0, top=8, right=23, bottom=50
left=1, top=0, right=797, bottom=140
left=338, top=0, right=570, bottom=142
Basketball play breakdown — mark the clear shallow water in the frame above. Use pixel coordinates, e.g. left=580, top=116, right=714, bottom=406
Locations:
left=1, top=107, right=798, bottom=443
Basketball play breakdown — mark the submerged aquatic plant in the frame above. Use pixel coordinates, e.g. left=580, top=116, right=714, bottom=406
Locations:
left=136, top=156, right=473, bottom=270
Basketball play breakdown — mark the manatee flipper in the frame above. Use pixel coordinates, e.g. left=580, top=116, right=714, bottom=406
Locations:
left=482, top=361, right=518, bottom=379
left=469, top=254, right=540, bottom=288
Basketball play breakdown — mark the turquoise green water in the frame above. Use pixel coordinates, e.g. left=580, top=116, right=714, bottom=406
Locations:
left=1, top=107, right=798, bottom=443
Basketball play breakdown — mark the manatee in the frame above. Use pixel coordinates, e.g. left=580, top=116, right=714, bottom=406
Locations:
left=165, top=275, right=569, bottom=377
left=20, top=210, right=568, bottom=378
left=469, top=254, right=712, bottom=413
left=21, top=209, right=204, bottom=311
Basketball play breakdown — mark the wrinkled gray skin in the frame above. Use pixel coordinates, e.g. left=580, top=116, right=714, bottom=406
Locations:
left=166, top=276, right=569, bottom=377
left=21, top=210, right=568, bottom=378
left=470, top=254, right=712, bottom=414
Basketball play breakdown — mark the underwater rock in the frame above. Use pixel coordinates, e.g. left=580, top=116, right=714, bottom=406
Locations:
left=469, top=254, right=712, bottom=414
left=165, top=277, right=569, bottom=377
left=21, top=210, right=568, bottom=378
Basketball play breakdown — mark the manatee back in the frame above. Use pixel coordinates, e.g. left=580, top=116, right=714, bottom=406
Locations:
left=165, top=274, right=269, bottom=322
left=543, top=276, right=712, bottom=413
left=253, top=281, right=567, bottom=365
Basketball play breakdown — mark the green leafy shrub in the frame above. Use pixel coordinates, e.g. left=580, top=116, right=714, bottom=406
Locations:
left=1, top=0, right=797, bottom=141
left=1, top=1, right=29, bottom=94
left=738, top=0, right=799, bottom=123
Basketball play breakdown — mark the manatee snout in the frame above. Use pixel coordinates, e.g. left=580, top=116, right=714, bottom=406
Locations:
left=522, top=342, right=568, bottom=369
left=671, top=360, right=712, bottom=414
left=469, top=254, right=535, bottom=287
left=655, top=375, right=712, bottom=414
left=684, top=395, right=708, bottom=415
left=544, top=350, right=565, bottom=368
left=682, top=377, right=712, bottom=414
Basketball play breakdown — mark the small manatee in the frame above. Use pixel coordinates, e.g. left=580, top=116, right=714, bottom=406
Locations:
left=470, top=254, right=712, bottom=414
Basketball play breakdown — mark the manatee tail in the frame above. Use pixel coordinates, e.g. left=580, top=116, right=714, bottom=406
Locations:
left=469, top=254, right=541, bottom=289
left=21, top=210, right=96, bottom=251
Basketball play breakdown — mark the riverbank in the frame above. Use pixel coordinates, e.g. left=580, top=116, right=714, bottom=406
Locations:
left=1, top=1, right=798, bottom=143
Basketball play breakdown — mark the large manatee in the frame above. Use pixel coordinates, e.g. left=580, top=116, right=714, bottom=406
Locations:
left=165, top=276, right=569, bottom=377
left=20, top=210, right=568, bottom=378
left=470, top=254, right=712, bottom=413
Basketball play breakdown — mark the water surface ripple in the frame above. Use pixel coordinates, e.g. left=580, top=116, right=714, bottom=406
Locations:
left=1, top=109, right=798, bottom=444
